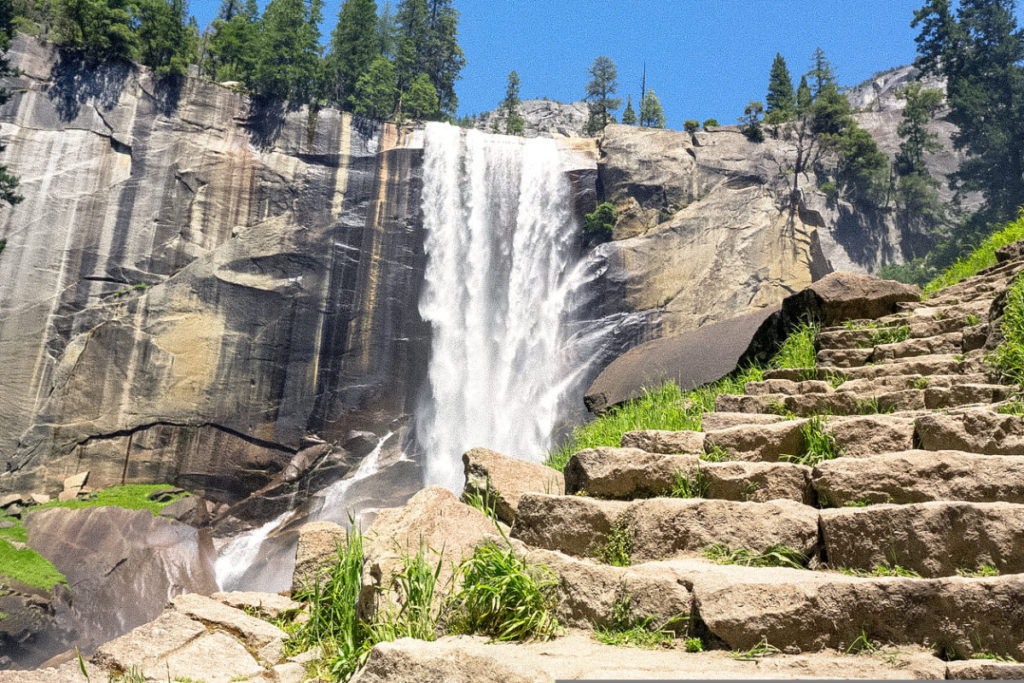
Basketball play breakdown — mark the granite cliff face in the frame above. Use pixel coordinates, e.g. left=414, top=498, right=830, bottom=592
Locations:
left=0, top=36, right=432, bottom=506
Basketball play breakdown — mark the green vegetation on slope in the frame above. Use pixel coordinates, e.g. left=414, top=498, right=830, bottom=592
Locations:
left=921, top=212, right=1024, bottom=296
left=988, top=271, right=1024, bottom=387
left=0, top=539, right=66, bottom=590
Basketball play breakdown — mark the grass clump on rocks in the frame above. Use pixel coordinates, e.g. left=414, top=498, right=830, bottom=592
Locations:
left=923, top=212, right=1024, bottom=296
left=703, top=543, right=808, bottom=570
left=780, top=415, right=842, bottom=467
left=767, top=320, right=820, bottom=375
left=593, top=521, right=633, bottom=567
left=593, top=589, right=678, bottom=650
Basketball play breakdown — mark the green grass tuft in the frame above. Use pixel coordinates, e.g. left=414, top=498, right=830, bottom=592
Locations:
left=448, top=541, right=560, bottom=642
left=684, top=637, right=705, bottom=652
left=767, top=321, right=820, bottom=376
left=838, top=564, right=922, bottom=578
left=781, top=415, right=842, bottom=467
left=703, top=543, right=807, bottom=569
left=858, top=325, right=910, bottom=348
left=594, top=521, right=633, bottom=567
left=669, top=469, right=708, bottom=499
left=924, top=212, right=1024, bottom=295
left=957, top=564, right=1000, bottom=578
left=593, top=591, right=676, bottom=650
left=731, top=637, right=781, bottom=661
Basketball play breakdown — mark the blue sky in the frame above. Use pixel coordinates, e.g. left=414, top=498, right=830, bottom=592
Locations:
left=189, top=0, right=1024, bottom=130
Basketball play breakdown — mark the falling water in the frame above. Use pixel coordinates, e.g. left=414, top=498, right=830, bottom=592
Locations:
left=416, top=122, right=591, bottom=491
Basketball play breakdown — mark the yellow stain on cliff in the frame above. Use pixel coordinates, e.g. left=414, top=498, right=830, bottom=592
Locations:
left=345, top=123, right=401, bottom=371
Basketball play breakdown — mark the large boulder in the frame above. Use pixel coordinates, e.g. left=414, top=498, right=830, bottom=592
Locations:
left=360, top=487, right=497, bottom=619
left=584, top=307, right=777, bottom=413
left=24, top=505, right=217, bottom=655
left=291, top=521, right=347, bottom=594
left=461, top=447, right=564, bottom=524
left=744, top=272, right=920, bottom=366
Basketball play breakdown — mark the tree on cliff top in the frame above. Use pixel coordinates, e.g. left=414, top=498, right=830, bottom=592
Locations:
left=639, top=89, right=666, bottom=128
left=584, top=55, right=621, bottom=135
left=325, top=0, right=380, bottom=109
left=621, top=95, right=637, bottom=125
left=251, top=0, right=323, bottom=103
left=501, top=70, right=524, bottom=135
left=395, top=0, right=465, bottom=118
left=807, top=47, right=837, bottom=98
left=765, top=53, right=795, bottom=124
left=136, top=0, right=196, bottom=75
left=206, top=0, right=260, bottom=83
left=53, top=0, right=136, bottom=60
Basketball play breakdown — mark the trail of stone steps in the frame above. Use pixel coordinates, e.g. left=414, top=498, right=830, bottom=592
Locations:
left=498, top=253, right=1024, bottom=676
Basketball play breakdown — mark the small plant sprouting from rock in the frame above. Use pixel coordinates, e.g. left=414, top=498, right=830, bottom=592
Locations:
left=684, top=637, right=705, bottom=652
left=703, top=544, right=807, bottom=570
left=845, top=628, right=879, bottom=655
left=731, top=637, right=781, bottom=661
left=593, top=587, right=677, bottom=650
left=855, top=396, right=895, bottom=415
left=595, top=521, right=633, bottom=567
left=463, top=479, right=499, bottom=526
left=700, top=443, right=729, bottom=462
left=957, top=564, right=1000, bottom=578
left=583, top=202, right=617, bottom=243
left=966, top=313, right=981, bottom=326
left=448, top=541, right=560, bottom=642
left=837, top=564, right=922, bottom=578
left=670, top=469, right=708, bottom=499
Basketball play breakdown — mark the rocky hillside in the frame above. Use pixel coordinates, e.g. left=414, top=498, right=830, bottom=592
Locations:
left=471, top=98, right=589, bottom=138
left=14, top=244, right=1024, bottom=681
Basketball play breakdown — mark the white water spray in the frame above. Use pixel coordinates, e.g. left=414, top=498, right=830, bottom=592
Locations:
left=416, top=122, right=591, bottom=491
left=214, top=510, right=291, bottom=591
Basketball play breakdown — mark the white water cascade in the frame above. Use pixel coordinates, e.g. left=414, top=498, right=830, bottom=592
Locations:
left=416, top=122, right=592, bottom=491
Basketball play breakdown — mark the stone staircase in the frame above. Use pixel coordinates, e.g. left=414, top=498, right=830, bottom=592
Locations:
left=493, top=255, right=1024, bottom=679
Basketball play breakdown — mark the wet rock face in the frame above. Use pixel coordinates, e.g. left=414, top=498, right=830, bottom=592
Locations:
left=0, top=36, right=431, bottom=503
left=18, top=505, right=217, bottom=668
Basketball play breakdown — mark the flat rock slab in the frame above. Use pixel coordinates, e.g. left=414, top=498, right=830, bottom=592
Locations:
left=624, top=498, right=819, bottom=562
left=563, top=448, right=700, bottom=498
left=524, top=548, right=692, bottom=629
left=171, top=592, right=287, bottom=652
left=461, top=447, right=564, bottom=524
left=820, top=502, right=1024, bottom=577
left=682, top=559, right=1024, bottom=660
left=704, top=420, right=804, bottom=462
left=211, top=590, right=301, bottom=620
left=916, top=409, right=1024, bottom=455
left=702, top=461, right=814, bottom=505
left=827, top=414, right=916, bottom=458
left=512, top=494, right=628, bottom=558
left=812, top=450, right=1024, bottom=505
left=700, top=411, right=788, bottom=431
left=945, top=660, right=1024, bottom=680
left=350, top=633, right=946, bottom=682
left=158, top=630, right=264, bottom=683
left=620, top=429, right=705, bottom=454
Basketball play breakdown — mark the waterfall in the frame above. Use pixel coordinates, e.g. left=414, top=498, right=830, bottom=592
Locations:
left=416, top=122, right=590, bottom=491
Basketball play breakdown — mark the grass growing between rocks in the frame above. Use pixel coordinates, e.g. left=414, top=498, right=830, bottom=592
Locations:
left=593, top=590, right=677, bottom=650
left=447, top=541, right=560, bottom=642
left=767, top=321, right=820, bottom=376
left=593, top=521, right=633, bottom=567
left=837, top=564, right=923, bottom=578
left=923, top=212, right=1024, bottom=296
left=703, top=544, right=807, bottom=570
left=781, top=415, right=842, bottom=467
left=859, top=325, right=911, bottom=348
left=669, top=469, right=708, bottom=499
left=545, top=367, right=765, bottom=471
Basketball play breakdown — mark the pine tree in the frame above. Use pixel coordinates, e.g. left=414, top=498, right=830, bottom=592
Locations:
left=501, top=70, right=524, bottom=135
left=0, top=3, right=21, bottom=207
left=53, top=0, right=136, bottom=60
left=807, top=47, right=837, bottom=98
left=403, top=71, right=437, bottom=119
left=621, top=95, right=637, bottom=125
left=639, top=89, right=665, bottom=128
left=913, top=0, right=1024, bottom=228
left=377, top=0, right=398, bottom=58
left=135, top=0, right=195, bottom=75
left=206, top=0, right=259, bottom=83
left=894, top=83, right=946, bottom=229
left=765, top=53, right=795, bottom=124
left=795, top=74, right=812, bottom=116
left=584, top=55, right=621, bottom=135
left=324, top=0, right=380, bottom=108
left=353, top=54, right=397, bottom=119
left=252, top=0, right=323, bottom=103
left=421, top=0, right=464, bottom=116
left=394, top=0, right=427, bottom=94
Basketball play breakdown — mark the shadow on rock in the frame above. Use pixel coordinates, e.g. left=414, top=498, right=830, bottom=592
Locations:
left=47, top=50, right=132, bottom=122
